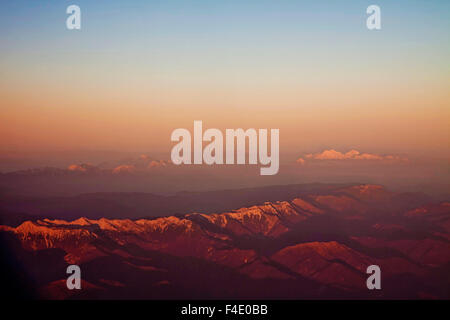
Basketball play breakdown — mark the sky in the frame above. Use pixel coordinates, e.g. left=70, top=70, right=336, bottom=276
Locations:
left=0, top=0, right=449, bottom=161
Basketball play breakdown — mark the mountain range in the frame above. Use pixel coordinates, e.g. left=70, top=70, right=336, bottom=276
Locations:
left=1, top=184, right=449, bottom=299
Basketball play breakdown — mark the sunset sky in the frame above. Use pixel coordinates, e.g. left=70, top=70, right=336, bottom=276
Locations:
left=1, top=0, right=449, bottom=160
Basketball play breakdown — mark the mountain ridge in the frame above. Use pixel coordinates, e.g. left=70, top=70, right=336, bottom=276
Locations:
left=1, top=184, right=449, bottom=299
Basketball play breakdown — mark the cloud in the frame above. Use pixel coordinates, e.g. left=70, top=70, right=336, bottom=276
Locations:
left=67, top=163, right=100, bottom=172
left=112, top=164, right=136, bottom=174
left=148, top=160, right=171, bottom=168
left=297, top=149, right=407, bottom=164
left=67, top=155, right=172, bottom=175
left=112, top=156, right=172, bottom=173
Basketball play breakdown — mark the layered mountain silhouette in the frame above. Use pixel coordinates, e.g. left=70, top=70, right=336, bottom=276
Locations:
left=0, top=183, right=433, bottom=226
left=0, top=184, right=449, bottom=299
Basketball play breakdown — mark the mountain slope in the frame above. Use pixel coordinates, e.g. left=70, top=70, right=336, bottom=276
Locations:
left=1, top=184, right=449, bottom=299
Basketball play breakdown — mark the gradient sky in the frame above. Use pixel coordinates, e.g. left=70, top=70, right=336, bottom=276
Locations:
left=0, top=0, right=449, bottom=158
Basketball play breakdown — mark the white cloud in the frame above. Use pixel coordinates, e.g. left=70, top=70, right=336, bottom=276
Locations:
left=296, top=149, right=407, bottom=164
